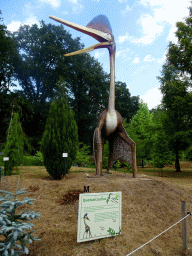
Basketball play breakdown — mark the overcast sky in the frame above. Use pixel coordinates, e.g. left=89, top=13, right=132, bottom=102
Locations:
left=1, top=0, right=191, bottom=109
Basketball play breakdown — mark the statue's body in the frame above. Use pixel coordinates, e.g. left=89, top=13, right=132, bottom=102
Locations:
left=49, top=14, right=137, bottom=177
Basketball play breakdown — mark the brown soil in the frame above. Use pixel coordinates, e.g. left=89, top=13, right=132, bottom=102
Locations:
left=0, top=166, right=192, bottom=256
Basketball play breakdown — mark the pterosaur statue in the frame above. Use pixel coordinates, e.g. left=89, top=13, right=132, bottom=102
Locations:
left=49, top=15, right=137, bottom=178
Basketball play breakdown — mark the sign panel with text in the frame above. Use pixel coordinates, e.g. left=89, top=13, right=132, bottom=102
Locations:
left=77, top=191, right=121, bottom=243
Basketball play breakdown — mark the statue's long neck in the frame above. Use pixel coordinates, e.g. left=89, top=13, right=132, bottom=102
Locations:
left=108, top=50, right=115, bottom=114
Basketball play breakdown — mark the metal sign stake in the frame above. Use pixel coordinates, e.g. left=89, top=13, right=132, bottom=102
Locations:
left=62, top=153, right=68, bottom=178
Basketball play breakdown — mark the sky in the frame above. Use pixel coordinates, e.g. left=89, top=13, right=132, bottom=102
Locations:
left=1, top=0, right=191, bottom=109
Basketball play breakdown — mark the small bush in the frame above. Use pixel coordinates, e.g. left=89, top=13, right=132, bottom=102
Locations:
left=22, top=155, right=44, bottom=166
left=114, top=160, right=133, bottom=173
left=73, top=143, right=92, bottom=167
left=0, top=179, right=40, bottom=255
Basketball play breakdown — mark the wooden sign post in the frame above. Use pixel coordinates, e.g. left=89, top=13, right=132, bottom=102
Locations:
left=77, top=191, right=122, bottom=243
left=181, top=201, right=187, bottom=254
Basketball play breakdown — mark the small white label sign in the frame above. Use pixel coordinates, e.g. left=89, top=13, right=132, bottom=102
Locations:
left=3, top=157, right=9, bottom=161
left=77, top=191, right=122, bottom=243
left=62, top=153, right=68, bottom=157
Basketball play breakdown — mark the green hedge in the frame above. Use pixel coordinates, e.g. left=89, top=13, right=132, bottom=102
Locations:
left=0, top=153, right=44, bottom=168
left=21, top=156, right=44, bottom=166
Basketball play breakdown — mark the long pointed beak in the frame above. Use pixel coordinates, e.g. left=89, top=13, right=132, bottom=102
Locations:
left=64, top=42, right=110, bottom=56
left=49, top=15, right=113, bottom=56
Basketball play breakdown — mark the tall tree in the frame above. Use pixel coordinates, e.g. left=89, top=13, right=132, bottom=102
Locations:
left=158, top=63, right=192, bottom=171
left=126, top=102, right=155, bottom=167
left=168, top=6, right=192, bottom=79
left=0, top=11, right=18, bottom=90
left=157, top=6, right=192, bottom=171
left=12, top=21, right=85, bottom=104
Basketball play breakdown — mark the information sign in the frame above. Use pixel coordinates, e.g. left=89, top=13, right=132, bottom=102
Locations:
left=62, top=153, right=68, bottom=157
left=77, top=191, right=121, bottom=243
left=3, top=157, right=9, bottom=161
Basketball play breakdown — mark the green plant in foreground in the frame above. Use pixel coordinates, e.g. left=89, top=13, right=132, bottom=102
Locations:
left=0, top=179, right=40, bottom=255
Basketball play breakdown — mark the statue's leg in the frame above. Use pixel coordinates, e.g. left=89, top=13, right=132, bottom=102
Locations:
left=93, top=128, right=104, bottom=176
left=118, top=124, right=137, bottom=178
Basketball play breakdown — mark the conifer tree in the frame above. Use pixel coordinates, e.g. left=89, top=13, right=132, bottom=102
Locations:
left=41, top=93, right=78, bottom=179
left=4, top=112, right=24, bottom=175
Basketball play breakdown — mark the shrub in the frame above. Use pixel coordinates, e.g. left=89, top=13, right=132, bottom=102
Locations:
left=0, top=179, right=40, bottom=255
left=21, top=152, right=44, bottom=166
left=114, top=160, right=133, bottom=173
left=41, top=100, right=78, bottom=179
left=73, top=143, right=92, bottom=167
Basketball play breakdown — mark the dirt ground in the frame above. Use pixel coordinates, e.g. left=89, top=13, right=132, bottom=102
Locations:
left=0, top=166, right=192, bottom=256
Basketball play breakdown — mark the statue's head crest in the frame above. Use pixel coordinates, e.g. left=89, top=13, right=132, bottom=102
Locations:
left=86, top=15, right=113, bottom=36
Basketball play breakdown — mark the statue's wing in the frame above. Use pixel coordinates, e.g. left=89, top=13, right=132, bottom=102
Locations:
left=111, top=133, right=133, bottom=167
left=110, top=125, right=135, bottom=167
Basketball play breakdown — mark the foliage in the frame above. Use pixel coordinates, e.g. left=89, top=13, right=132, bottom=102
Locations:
left=158, top=62, right=192, bottom=171
left=115, top=81, right=139, bottom=122
left=41, top=98, right=78, bottom=179
left=21, top=155, right=44, bottom=167
left=12, top=21, right=83, bottom=103
left=0, top=11, right=18, bottom=90
left=73, top=143, right=92, bottom=167
left=11, top=21, right=108, bottom=148
left=0, top=179, right=40, bottom=255
left=10, top=21, right=83, bottom=149
left=152, top=128, right=173, bottom=169
left=0, top=91, right=34, bottom=153
left=0, top=11, right=23, bottom=148
left=168, top=6, right=192, bottom=79
left=4, top=113, right=24, bottom=175
left=185, top=146, right=192, bottom=161
left=114, top=160, right=132, bottom=173
left=126, top=102, right=155, bottom=167
left=158, top=6, right=192, bottom=171
left=67, top=53, right=109, bottom=147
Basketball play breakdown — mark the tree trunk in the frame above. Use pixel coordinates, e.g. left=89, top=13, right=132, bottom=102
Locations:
left=175, top=147, right=181, bottom=172
left=142, top=158, right=144, bottom=168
